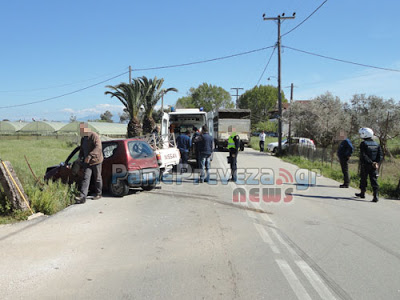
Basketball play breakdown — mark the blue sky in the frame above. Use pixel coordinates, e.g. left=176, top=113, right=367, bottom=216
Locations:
left=1, top=0, right=400, bottom=122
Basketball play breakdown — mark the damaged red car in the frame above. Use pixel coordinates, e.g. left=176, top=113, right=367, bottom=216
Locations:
left=44, top=138, right=160, bottom=197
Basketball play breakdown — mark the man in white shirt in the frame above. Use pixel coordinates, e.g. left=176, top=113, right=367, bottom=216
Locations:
left=259, top=131, right=266, bottom=152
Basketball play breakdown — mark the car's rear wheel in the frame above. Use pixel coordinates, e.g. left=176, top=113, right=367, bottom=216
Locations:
left=272, top=147, right=277, bottom=154
left=109, top=180, right=129, bottom=197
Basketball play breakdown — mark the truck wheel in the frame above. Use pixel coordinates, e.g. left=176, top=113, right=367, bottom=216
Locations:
left=110, top=180, right=129, bottom=197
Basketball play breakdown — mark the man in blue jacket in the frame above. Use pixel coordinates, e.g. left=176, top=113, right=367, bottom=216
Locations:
left=197, top=125, right=214, bottom=183
left=337, top=131, right=353, bottom=188
left=176, top=130, right=191, bottom=173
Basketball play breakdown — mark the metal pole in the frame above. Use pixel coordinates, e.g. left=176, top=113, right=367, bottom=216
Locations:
left=129, top=65, right=132, bottom=84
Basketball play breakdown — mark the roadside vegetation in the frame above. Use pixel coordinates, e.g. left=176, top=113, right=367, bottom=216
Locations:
left=250, top=136, right=400, bottom=199
left=0, top=139, right=77, bottom=224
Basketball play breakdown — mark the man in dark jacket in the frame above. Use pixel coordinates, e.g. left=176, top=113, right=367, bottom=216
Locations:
left=176, top=130, right=191, bottom=173
left=192, top=127, right=201, bottom=169
left=355, top=127, right=382, bottom=202
left=75, top=122, right=104, bottom=204
left=337, top=131, right=353, bottom=188
left=197, top=125, right=213, bottom=182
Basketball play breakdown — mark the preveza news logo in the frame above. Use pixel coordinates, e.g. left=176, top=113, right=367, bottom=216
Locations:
left=232, top=168, right=319, bottom=204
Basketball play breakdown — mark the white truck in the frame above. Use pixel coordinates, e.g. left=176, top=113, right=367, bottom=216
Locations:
left=208, top=108, right=251, bottom=151
left=167, top=108, right=208, bottom=159
left=143, top=113, right=181, bottom=175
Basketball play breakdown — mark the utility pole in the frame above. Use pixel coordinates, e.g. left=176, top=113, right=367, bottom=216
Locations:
left=263, top=12, right=295, bottom=154
left=288, top=83, right=294, bottom=145
left=231, top=88, right=244, bottom=108
left=129, top=65, right=132, bottom=84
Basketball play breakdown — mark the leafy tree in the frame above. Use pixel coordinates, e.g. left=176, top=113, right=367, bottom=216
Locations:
left=349, top=94, right=400, bottom=158
left=175, top=96, right=196, bottom=109
left=237, top=85, right=285, bottom=125
left=140, top=76, right=177, bottom=134
left=119, top=109, right=130, bottom=123
left=69, top=115, right=77, bottom=123
left=289, top=92, right=348, bottom=148
left=253, top=120, right=277, bottom=132
left=175, top=83, right=234, bottom=111
left=100, top=110, right=113, bottom=123
left=105, top=81, right=143, bottom=137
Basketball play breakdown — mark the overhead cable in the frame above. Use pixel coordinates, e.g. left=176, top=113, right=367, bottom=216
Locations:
left=283, top=46, right=400, bottom=72
left=0, top=71, right=129, bottom=109
left=282, top=0, right=329, bottom=37
left=256, top=46, right=277, bottom=86
left=133, top=46, right=275, bottom=71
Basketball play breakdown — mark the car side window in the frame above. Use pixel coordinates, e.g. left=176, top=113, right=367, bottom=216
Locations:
left=128, top=141, right=154, bottom=159
left=103, top=143, right=118, bottom=159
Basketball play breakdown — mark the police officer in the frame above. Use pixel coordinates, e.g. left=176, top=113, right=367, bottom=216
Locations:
left=355, top=128, right=382, bottom=202
left=337, top=131, right=353, bottom=188
left=227, top=132, right=240, bottom=182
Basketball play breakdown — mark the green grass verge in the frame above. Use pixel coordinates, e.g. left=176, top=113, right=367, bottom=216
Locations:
left=0, top=138, right=78, bottom=223
left=249, top=136, right=277, bottom=151
left=248, top=137, right=399, bottom=199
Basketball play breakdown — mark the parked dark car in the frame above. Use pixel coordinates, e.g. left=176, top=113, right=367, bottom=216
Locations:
left=44, top=138, right=160, bottom=197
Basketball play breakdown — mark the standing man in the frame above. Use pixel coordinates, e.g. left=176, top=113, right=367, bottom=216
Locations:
left=259, top=131, right=266, bottom=152
left=176, top=130, right=191, bottom=173
left=337, top=131, right=353, bottom=188
left=192, top=126, right=201, bottom=169
left=75, top=122, right=103, bottom=204
left=355, top=127, right=382, bottom=202
left=227, top=131, right=240, bottom=182
left=197, top=125, right=213, bottom=183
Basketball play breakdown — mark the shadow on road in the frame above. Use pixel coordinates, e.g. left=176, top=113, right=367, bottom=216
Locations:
left=291, top=193, right=372, bottom=203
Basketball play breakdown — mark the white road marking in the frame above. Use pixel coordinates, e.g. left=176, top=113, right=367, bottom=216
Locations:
left=270, top=227, right=300, bottom=260
left=296, top=261, right=337, bottom=300
left=254, top=223, right=280, bottom=254
left=276, top=259, right=312, bottom=300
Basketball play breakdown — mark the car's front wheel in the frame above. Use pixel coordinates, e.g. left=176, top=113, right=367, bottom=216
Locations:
left=141, top=181, right=156, bottom=191
left=109, top=180, right=129, bottom=197
left=272, top=147, right=277, bottom=154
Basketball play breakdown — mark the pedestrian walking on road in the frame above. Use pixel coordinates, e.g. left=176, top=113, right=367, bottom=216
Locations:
left=176, top=130, right=191, bottom=173
left=337, top=131, right=353, bottom=188
left=228, top=131, right=240, bottom=182
left=75, top=122, right=104, bottom=204
left=355, top=127, right=382, bottom=202
left=259, top=131, right=266, bottom=152
left=197, top=125, right=213, bottom=182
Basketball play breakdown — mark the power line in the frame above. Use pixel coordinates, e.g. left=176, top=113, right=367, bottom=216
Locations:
left=0, top=67, right=128, bottom=93
left=283, top=46, right=400, bottom=72
left=1, top=46, right=276, bottom=109
left=133, top=46, right=275, bottom=71
left=256, top=46, right=277, bottom=86
left=0, top=71, right=129, bottom=109
left=282, top=0, right=328, bottom=37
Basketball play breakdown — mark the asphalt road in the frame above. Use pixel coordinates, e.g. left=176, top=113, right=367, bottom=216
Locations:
left=1, top=148, right=400, bottom=299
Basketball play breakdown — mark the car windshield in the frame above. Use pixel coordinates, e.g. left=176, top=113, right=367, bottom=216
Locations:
left=128, top=141, right=154, bottom=159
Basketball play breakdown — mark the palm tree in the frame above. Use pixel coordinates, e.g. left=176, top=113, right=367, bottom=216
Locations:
left=105, top=81, right=144, bottom=137
left=140, top=76, right=178, bottom=134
